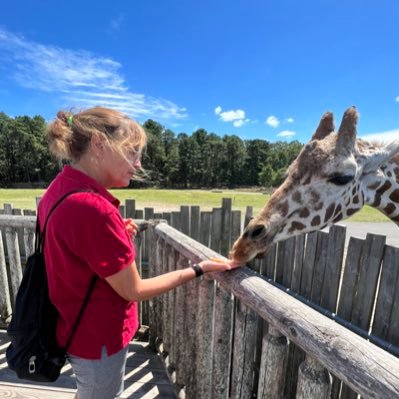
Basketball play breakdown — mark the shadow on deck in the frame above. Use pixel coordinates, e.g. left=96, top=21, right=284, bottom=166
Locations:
left=0, top=330, right=177, bottom=399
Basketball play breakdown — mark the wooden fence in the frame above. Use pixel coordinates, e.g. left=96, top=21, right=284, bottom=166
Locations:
left=1, top=198, right=399, bottom=398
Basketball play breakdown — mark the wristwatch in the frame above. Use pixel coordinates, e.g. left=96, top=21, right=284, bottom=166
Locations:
left=191, top=263, right=204, bottom=277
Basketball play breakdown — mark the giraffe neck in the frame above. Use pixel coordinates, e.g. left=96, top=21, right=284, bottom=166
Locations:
left=363, top=155, right=399, bottom=225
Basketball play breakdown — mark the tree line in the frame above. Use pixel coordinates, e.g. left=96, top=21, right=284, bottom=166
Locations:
left=0, top=112, right=303, bottom=188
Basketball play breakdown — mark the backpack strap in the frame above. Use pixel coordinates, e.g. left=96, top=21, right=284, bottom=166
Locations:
left=64, top=274, right=97, bottom=351
left=36, top=189, right=98, bottom=352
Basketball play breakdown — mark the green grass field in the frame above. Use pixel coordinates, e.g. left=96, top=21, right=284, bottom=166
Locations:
left=0, top=188, right=389, bottom=222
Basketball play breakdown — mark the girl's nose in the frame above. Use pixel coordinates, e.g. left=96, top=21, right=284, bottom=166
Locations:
left=134, top=158, right=142, bottom=168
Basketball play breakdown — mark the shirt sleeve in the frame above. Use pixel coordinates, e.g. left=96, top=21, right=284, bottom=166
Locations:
left=57, top=193, right=136, bottom=278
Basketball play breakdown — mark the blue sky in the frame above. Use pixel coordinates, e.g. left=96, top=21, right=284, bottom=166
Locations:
left=0, top=1, right=398, bottom=143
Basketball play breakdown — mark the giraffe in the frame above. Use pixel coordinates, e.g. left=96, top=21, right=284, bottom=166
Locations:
left=230, top=107, right=399, bottom=264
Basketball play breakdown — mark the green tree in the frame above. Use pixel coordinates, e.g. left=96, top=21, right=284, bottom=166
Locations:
left=162, top=129, right=179, bottom=186
left=203, top=133, right=226, bottom=186
left=258, top=163, right=274, bottom=187
left=221, top=135, right=246, bottom=187
left=244, top=139, right=271, bottom=186
left=142, top=119, right=166, bottom=185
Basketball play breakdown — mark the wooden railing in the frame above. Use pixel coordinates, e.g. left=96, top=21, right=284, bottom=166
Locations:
left=148, top=222, right=399, bottom=399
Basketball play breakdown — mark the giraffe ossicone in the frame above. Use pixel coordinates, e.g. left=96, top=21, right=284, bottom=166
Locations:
left=230, top=106, right=399, bottom=264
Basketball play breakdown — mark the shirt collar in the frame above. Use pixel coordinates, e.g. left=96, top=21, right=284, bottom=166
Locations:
left=62, top=165, right=120, bottom=207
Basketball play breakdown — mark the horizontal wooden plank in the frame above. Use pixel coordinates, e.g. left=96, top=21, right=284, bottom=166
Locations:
left=0, top=383, right=74, bottom=398
left=0, top=216, right=149, bottom=231
left=0, top=215, right=36, bottom=229
left=0, top=381, right=177, bottom=399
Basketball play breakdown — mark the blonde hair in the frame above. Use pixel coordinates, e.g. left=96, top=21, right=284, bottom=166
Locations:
left=47, top=107, right=147, bottom=163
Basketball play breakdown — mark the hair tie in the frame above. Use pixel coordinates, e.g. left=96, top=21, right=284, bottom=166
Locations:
left=67, top=115, right=74, bottom=126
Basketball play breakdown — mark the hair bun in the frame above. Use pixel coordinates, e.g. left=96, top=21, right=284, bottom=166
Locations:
left=57, top=111, right=69, bottom=125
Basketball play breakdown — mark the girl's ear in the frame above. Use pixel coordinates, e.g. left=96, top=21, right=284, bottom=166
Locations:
left=90, top=134, right=105, bottom=154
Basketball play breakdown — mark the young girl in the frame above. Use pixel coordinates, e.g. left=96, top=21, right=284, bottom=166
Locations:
left=41, top=107, right=240, bottom=399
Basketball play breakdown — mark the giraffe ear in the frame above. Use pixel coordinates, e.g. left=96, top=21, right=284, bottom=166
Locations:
left=336, top=107, right=358, bottom=153
left=363, top=140, right=399, bottom=173
left=312, top=111, right=335, bottom=140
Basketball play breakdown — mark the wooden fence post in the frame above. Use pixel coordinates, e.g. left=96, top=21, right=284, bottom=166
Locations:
left=195, top=277, right=215, bottom=398
left=0, top=233, right=12, bottom=325
left=211, top=284, right=233, bottom=399
left=296, top=355, right=331, bottom=399
left=4, top=205, right=22, bottom=303
left=257, top=326, right=288, bottom=399
left=230, top=300, right=258, bottom=399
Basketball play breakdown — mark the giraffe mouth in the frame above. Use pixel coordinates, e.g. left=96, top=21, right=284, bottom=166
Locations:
left=255, top=251, right=267, bottom=259
left=229, top=238, right=272, bottom=265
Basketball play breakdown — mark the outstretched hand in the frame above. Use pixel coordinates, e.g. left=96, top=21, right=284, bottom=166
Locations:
left=124, top=218, right=138, bottom=238
left=199, top=257, right=243, bottom=273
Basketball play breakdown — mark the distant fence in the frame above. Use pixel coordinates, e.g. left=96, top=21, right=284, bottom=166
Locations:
left=0, top=198, right=399, bottom=398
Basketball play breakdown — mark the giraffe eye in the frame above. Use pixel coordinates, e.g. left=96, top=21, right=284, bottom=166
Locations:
left=328, top=175, right=354, bottom=186
left=250, top=225, right=266, bottom=238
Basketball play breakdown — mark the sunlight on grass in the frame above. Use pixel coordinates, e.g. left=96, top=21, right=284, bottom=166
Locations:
left=0, top=188, right=389, bottom=222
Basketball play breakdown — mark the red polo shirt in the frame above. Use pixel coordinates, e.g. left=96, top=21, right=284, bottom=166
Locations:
left=38, top=165, right=138, bottom=359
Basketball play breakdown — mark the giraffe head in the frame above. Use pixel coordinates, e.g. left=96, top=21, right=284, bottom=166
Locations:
left=230, top=106, right=399, bottom=264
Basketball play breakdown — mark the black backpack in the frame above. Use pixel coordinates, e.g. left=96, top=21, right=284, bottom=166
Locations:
left=6, top=190, right=97, bottom=382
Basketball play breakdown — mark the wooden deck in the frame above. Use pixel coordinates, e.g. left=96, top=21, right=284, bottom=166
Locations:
left=0, top=330, right=177, bottom=398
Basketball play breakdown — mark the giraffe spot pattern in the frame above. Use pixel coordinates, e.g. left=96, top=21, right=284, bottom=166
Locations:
left=334, top=204, right=342, bottom=217
left=299, top=208, right=310, bottom=218
left=376, top=181, right=392, bottom=195
left=324, top=203, right=335, bottom=223
left=292, top=191, right=302, bottom=203
left=278, top=200, right=289, bottom=217
left=353, top=195, right=359, bottom=204
left=311, top=215, right=320, bottom=226
left=384, top=203, right=396, bottom=215
left=333, top=213, right=343, bottom=223
left=389, top=189, right=399, bottom=203
left=310, top=191, right=320, bottom=203
left=347, top=208, right=358, bottom=216
left=289, top=221, right=306, bottom=233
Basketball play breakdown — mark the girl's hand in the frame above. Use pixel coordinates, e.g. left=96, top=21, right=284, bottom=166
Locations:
left=199, top=257, right=243, bottom=273
left=124, top=218, right=138, bottom=238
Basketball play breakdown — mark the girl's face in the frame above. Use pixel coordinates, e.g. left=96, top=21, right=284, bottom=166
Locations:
left=99, top=142, right=142, bottom=188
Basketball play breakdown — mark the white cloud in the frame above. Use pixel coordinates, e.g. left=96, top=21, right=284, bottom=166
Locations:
left=277, top=130, right=296, bottom=138
left=396, top=96, right=399, bottom=102
left=215, top=106, right=248, bottom=127
left=218, top=109, right=245, bottom=122
left=285, top=117, right=294, bottom=123
left=266, top=115, right=280, bottom=128
left=0, top=28, right=187, bottom=120
left=360, top=129, right=399, bottom=143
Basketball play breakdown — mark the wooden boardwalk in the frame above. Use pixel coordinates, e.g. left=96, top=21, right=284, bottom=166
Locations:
left=0, top=330, right=177, bottom=399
